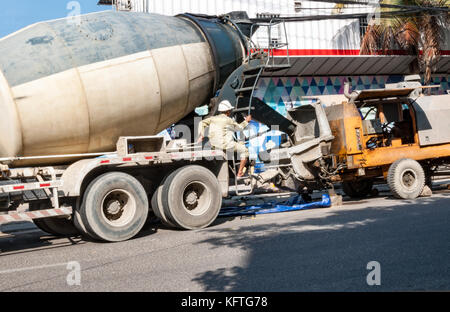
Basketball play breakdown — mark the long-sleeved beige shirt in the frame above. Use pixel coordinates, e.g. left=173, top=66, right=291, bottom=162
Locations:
left=198, top=114, right=248, bottom=150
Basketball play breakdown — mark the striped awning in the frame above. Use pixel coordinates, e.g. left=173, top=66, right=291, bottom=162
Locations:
left=264, top=55, right=450, bottom=76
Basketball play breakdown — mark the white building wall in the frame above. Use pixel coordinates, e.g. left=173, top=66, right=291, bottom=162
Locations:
left=122, top=0, right=374, bottom=51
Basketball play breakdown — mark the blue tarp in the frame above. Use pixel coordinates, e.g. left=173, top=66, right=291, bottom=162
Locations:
left=219, top=194, right=331, bottom=217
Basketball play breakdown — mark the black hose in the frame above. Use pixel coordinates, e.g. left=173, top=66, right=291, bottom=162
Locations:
left=251, top=9, right=422, bottom=23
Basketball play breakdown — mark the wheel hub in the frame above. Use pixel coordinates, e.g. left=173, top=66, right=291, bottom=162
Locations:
left=182, top=182, right=211, bottom=216
left=185, top=191, right=199, bottom=207
left=402, top=171, right=416, bottom=188
left=101, top=189, right=136, bottom=226
left=105, top=199, right=122, bottom=215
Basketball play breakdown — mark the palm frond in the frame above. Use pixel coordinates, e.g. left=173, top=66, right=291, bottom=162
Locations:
left=382, top=25, right=397, bottom=52
left=419, top=14, right=443, bottom=84
left=394, top=18, right=420, bottom=52
left=360, top=0, right=449, bottom=81
left=360, top=24, right=381, bottom=55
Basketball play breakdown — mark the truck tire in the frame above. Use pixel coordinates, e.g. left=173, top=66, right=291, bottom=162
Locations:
left=342, top=179, right=373, bottom=198
left=30, top=202, right=79, bottom=236
left=151, top=180, right=176, bottom=228
left=0, top=198, right=10, bottom=211
left=161, top=165, right=222, bottom=230
left=73, top=197, right=97, bottom=240
left=33, top=218, right=55, bottom=234
left=387, top=158, right=425, bottom=199
left=34, top=218, right=79, bottom=237
left=79, top=172, right=149, bottom=242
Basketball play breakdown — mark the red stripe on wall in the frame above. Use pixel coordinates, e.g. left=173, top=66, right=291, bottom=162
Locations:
left=273, top=49, right=360, bottom=56
left=271, top=49, right=450, bottom=56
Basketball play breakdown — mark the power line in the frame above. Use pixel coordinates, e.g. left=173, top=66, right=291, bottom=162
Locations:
left=252, top=9, right=422, bottom=23
left=307, top=0, right=450, bottom=13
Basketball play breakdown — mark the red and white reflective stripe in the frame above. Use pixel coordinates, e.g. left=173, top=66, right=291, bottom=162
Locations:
left=0, top=206, right=73, bottom=224
left=98, top=154, right=158, bottom=165
left=0, top=180, right=63, bottom=193
left=170, top=152, right=200, bottom=159
left=97, top=150, right=225, bottom=165
left=170, top=150, right=223, bottom=160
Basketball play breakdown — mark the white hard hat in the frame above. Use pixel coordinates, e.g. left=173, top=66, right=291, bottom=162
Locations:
left=218, top=100, right=234, bottom=112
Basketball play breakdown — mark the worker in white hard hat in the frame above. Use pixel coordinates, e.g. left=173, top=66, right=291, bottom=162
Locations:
left=197, top=100, right=252, bottom=177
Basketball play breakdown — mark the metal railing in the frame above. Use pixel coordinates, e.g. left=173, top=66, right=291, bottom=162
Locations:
left=248, top=19, right=291, bottom=69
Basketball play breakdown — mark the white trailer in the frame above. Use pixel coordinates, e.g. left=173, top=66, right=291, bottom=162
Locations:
left=0, top=16, right=339, bottom=242
left=0, top=96, right=339, bottom=243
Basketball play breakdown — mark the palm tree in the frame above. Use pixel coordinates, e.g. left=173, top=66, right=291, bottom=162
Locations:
left=360, top=0, right=449, bottom=84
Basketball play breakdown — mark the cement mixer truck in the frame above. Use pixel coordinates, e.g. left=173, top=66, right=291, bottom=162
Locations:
left=2, top=11, right=448, bottom=243
left=0, top=10, right=246, bottom=241
left=0, top=10, right=338, bottom=242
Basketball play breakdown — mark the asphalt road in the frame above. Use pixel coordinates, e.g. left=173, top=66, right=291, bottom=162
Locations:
left=0, top=185, right=449, bottom=292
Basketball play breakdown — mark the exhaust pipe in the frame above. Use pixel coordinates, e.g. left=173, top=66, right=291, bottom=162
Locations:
left=343, top=77, right=353, bottom=99
left=343, top=77, right=359, bottom=103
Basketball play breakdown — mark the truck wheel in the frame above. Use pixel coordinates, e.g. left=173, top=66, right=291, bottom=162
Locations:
left=73, top=197, right=96, bottom=239
left=79, top=172, right=149, bottom=242
left=0, top=198, right=10, bottom=211
left=151, top=180, right=176, bottom=228
left=342, top=180, right=373, bottom=198
left=161, top=165, right=222, bottom=230
left=30, top=202, right=79, bottom=236
left=34, top=218, right=79, bottom=237
left=387, top=159, right=425, bottom=199
left=33, top=218, right=55, bottom=235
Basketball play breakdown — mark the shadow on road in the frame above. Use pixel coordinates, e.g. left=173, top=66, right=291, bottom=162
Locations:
left=0, top=219, right=162, bottom=256
left=192, top=193, right=450, bottom=291
left=0, top=230, right=85, bottom=257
